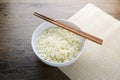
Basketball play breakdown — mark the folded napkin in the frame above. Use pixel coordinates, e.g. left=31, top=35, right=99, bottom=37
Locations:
left=59, top=3, right=120, bottom=80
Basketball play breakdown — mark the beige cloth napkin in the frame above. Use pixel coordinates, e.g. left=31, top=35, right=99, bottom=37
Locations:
left=59, top=3, right=120, bottom=80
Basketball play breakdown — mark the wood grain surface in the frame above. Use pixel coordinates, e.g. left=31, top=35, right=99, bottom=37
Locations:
left=0, top=0, right=120, bottom=80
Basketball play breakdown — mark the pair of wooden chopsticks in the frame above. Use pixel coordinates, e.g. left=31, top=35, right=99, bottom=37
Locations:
left=33, top=12, right=103, bottom=45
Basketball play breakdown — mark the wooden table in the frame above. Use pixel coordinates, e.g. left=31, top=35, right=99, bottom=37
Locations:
left=0, top=0, right=120, bottom=80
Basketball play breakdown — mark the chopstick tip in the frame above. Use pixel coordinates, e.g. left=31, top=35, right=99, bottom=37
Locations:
left=33, top=12, right=36, bottom=15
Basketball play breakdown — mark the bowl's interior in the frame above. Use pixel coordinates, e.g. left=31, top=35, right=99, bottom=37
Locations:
left=31, top=19, right=85, bottom=67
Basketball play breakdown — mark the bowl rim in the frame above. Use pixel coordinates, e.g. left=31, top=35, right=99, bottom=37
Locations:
left=31, top=19, right=86, bottom=67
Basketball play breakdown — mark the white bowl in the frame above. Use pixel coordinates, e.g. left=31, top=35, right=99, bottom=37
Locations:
left=31, top=19, right=86, bottom=67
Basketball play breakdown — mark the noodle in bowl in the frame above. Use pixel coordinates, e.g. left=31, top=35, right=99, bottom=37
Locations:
left=31, top=19, right=86, bottom=67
